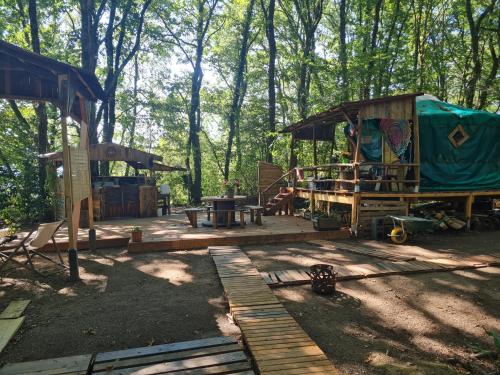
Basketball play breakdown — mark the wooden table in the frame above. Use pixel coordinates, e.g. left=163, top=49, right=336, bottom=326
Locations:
left=201, top=196, right=247, bottom=227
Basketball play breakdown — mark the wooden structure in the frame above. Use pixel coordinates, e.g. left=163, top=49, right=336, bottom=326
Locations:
left=210, top=246, right=340, bottom=374
left=0, top=40, right=105, bottom=277
left=42, top=143, right=185, bottom=221
left=276, top=93, right=500, bottom=234
left=258, top=162, right=284, bottom=205
left=0, top=336, right=254, bottom=374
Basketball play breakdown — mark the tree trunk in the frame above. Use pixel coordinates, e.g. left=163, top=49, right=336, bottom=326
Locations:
left=224, top=0, right=255, bottom=179
left=188, top=42, right=204, bottom=204
left=125, top=54, right=140, bottom=176
left=339, top=0, right=348, bottom=101
left=262, top=0, right=276, bottom=163
left=28, top=0, right=49, bottom=208
left=478, top=35, right=499, bottom=109
left=80, top=0, right=99, bottom=175
left=465, top=0, right=496, bottom=107
left=363, top=0, right=383, bottom=99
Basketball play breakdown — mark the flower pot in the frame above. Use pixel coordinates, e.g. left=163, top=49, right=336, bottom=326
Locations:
left=131, top=230, right=142, bottom=242
left=225, top=187, right=235, bottom=198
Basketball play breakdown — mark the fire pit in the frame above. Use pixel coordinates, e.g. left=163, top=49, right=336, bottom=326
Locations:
left=310, top=264, right=337, bottom=295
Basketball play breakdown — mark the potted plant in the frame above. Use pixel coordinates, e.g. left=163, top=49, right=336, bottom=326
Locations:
left=131, top=226, right=142, bottom=242
left=223, top=179, right=240, bottom=198
left=312, top=211, right=342, bottom=231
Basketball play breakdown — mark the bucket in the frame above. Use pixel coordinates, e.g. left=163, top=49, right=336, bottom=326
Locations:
left=310, top=264, right=337, bottom=295
left=160, top=184, right=170, bottom=195
left=157, top=208, right=163, bottom=217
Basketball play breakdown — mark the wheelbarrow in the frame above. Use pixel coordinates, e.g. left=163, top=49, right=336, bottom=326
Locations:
left=387, top=215, right=435, bottom=244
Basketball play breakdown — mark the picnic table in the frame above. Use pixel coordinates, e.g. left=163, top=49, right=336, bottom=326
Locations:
left=201, top=195, right=247, bottom=227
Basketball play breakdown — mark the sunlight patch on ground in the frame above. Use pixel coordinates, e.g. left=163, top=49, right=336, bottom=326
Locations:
left=56, top=286, right=78, bottom=297
left=80, top=271, right=108, bottom=292
left=135, top=260, right=193, bottom=285
left=277, top=288, right=306, bottom=302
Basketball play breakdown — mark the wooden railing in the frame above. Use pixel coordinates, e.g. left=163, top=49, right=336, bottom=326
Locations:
left=297, top=162, right=419, bottom=193
left=258, top=169, right=292, bottom=205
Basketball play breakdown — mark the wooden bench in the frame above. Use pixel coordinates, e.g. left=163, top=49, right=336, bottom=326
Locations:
left=245, top=205, right=263, bottom=225
left=184, top=208, right=204, bottom=228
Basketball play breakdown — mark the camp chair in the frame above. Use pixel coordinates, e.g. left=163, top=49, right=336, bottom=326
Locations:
left=0, top=221, right=67, bottom=276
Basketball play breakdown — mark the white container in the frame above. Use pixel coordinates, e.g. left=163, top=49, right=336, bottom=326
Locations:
left=157, top=208, right=163, bottom=217
left=160, top=184, right=170, bottom=195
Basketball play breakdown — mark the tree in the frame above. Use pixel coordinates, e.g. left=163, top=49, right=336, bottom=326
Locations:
left=98, top=0, right=152, bottom=175
left=465, top=0, right=497, bottom=107
left=224, top=0, right=256, bottom=180
left=261, top=0, right=277, bottom=162
left=157, top=0, right=221, bottom=203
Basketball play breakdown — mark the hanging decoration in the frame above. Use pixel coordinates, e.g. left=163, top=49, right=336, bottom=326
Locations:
left=379, top=119, right=412, bottom=157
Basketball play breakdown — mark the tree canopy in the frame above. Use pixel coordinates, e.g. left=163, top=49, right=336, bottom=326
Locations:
left=0, top=0, right=498, bottom=223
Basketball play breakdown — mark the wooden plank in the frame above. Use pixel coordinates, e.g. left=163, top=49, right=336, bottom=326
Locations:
left=161, top=363, right=254, bottom=375
left=113, top=352, right=248, bottom=375
left=0, top=317, right=25, bottom=354
left=0, top=354, right=91, bottom=375
left=95, top=336, right=237, bottom=363
left=0, top=300, right=30, bottom=319
left=93, top=343, right=243, bottom=372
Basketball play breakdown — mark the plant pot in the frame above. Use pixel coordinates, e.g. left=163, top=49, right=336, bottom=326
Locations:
left=225, top=187, right=235, bottom=198
left=131, top=230, right=142, bottom=242
left=312, top=217, right=341, bottom=231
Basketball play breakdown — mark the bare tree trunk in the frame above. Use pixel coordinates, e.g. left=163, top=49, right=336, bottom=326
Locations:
left=28, top=0, right=49, bottom=211
left=261, top=0, right=277, bottom=163
left=339, top=0, right=348, bottom=101
left=478, top=35, right=499, bottom=109
left=125, top=54, right=140, bottom=177
left=363, top=0, right=383, bottom=99
left=465, top=0, right=497, bottom=107
left=80, top=0, right=100, bottom=175
left=224, top=0, right=255, bottom=179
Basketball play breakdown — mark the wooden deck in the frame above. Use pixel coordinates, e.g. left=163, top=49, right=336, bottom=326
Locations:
left=0, top=336, right=254, bottom=374
left=5, top=213, right=348, bottom=254
left=114, top=213, right=349, bottom=253
left=210, top=246, right=340, bottom=375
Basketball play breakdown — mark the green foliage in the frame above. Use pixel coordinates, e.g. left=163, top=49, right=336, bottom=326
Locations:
left=0, top=0, right=498, bottom=220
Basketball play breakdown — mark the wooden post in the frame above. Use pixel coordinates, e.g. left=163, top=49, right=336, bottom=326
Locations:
left=313, top=125, right=318, bottom=180
left=466, top=194, right=474, bottom=230
left=412, top=99, right=420, bottom=192
left=78, top=96, right=96, bottom=251
left=310, top=190, right=316, bottom=217
left=351, top=193, right=360, bottom=236
left=239, top=210, right=245, bottom=227
left=61, top=112, right=80, bottom=281
left=354, top=113, right=363, bottom=193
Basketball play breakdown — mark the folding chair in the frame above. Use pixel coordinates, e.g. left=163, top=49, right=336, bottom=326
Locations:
left=0, top=221, right=67, bottom=276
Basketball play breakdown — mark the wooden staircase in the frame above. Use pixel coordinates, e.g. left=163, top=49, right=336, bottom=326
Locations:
left=263, top=187, right=294, bottom=216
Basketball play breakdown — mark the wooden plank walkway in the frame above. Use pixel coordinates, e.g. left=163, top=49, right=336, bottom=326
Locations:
left=0, top=336, right=254, bottom=375
left=332, top=241, right=416, bottom=261
left=209, top=246, right=339, bottom=375
left=0, top=300, right=30, bottom=354
left=261, top=259, right=495, bottom=287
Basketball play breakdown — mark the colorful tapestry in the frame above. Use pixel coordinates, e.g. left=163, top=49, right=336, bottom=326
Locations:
left=379, top=119, right=412, bottom=157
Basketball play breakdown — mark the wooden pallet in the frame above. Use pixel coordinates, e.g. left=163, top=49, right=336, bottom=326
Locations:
left=261, top=259, right=493, bottom=287
left=332, top=240, right=416, bottom=261
left=0, top=336, right=254, bottom=375
left=209, top=246, right=339, bottom=375
left=0, top=300, right=30, bottom=354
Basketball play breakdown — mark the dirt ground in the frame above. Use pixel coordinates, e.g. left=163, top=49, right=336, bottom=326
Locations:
left=0, top=230, right=499, bottom=374
left=243, top=231, right=500, bottom=374
left=0, top=249, right=240, bottom=364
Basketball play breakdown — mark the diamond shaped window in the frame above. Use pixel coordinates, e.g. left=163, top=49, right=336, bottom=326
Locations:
left=448, top=124, right=469, bottom=148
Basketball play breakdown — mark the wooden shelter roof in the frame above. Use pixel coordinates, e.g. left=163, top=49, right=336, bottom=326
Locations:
left=281, top=92, right=423, bottom=140
left=0, top=40, right=104, bottom=121
left=40, top=143, right=185, bottom=172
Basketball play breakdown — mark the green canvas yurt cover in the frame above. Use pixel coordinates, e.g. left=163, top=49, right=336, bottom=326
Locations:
left=417, top=95, right=500, bottom=192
